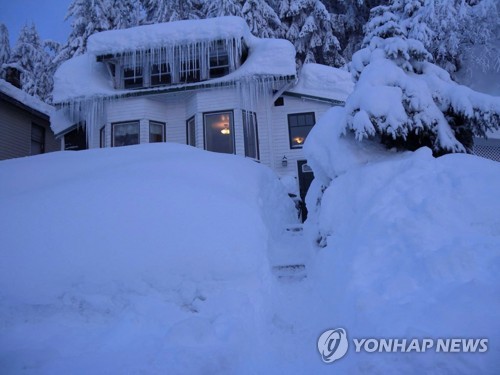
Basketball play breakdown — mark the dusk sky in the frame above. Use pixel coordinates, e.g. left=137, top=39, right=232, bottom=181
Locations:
left=0, top=0, right=71, bottom=45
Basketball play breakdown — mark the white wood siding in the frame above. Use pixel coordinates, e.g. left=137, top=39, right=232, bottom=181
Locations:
left=268, top=95, right=334, bottom=177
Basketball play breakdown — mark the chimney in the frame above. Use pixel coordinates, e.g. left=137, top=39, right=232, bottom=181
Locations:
left=5, top=67, right=21, bottom=89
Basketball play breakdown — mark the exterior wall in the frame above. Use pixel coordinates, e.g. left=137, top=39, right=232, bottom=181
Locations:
left=268, top=95, right=336, bottom=177
left=81, top=87, right=338, bottom=195
left=0, top=98, right=59, bottom=161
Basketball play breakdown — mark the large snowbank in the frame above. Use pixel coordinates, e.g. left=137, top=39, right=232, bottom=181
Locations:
left=0, top=144, right=297, bottom=374
left=288, top=63, right=353, bottom=102
left=302, top=107, right=500, bottom=373
left=0, top=79, right=53, bottom=116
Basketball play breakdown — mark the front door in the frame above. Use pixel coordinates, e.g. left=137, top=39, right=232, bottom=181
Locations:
left=297, top=160, right=314, bottom=221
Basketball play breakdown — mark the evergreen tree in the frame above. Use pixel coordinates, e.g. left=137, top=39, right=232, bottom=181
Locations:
left=6, top=24, right=53, bottom=101
left=242, top=0, right=282, bottom=38
left=279, top=0, right=343, bottom=66
left=423, top=0, right=500, bottom=75
left=345, top=0, right=500, bottom=155
left=0, top=23, right=10, bottom=80
left=55, top=0, right=112, bottom=64
left=142, top=0, right=203, bottom=23
left=202, top=0, right=243, bottom=18
left=108, top=0, right=142, bottom=29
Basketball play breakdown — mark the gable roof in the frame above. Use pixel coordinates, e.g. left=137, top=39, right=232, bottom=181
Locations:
left=0, top=79, right=53, bottom=118
left=286, top=63, right=354, bottom=104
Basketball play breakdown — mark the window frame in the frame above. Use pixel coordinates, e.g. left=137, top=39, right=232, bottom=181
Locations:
left=186, top=116, right=196, bottom=147
left=242, top=110, right=259, bottom=160
left=111, top=120, right=140, bottom=147
left=203, top=110, right=235, bottom=155
left=99, top=126, right=106, bottom=148
left=122, top=65, right=144, bottom=89
left=31, top=123, right=45, bottom=155
left=287, top=112, right=316, bottom=149
left=149, top=121, right=166, bottom=143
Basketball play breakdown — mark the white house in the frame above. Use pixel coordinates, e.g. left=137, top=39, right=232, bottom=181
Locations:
left=51, top=16, right=352, bottom=209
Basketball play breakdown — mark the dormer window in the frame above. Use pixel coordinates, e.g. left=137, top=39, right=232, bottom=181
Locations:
left=103, top=38, right=244, bottom=90
left=209, top=41, right=230, bottom=78
left=151, top=63, right=172, bottom=86
left=180, top=59, right=201, bottom=83
left=123, top=66, right=143, bottom=89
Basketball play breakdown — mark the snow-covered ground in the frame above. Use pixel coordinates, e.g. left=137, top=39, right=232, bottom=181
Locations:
left=1, top=140, right=499, bottom=373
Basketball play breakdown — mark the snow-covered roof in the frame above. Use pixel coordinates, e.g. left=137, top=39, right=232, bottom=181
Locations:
left=88, top=16, right=251, bottom=57
left=287, top=63, right=354, bottom=103
left=53, top=17, right=296, bottom=104
left=0, top=79, right=53, bottom=117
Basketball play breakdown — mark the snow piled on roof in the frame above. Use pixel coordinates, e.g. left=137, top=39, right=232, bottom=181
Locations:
left=0, top=79, right=53, bottom=116
left=53, top=17, right=296, bottom=104
left=288, top=63, right=354, bottom=102
left=88, top=16, right=250, bottom=56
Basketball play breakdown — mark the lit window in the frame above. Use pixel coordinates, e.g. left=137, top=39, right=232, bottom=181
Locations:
left=187, top=117, right=196, bottom=147
left=204, top=111, right=234, bottom=154
left=243, top=111, right=259, bottom=159
left=288, top=112, right=315, bottom=149
left=112, top=121, right=140, bottom=147
left=149, top=121, right=165, bottom=143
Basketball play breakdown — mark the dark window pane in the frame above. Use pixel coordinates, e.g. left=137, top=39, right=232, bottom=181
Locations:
left=204, top=112, right=234, bottom=154
left=149, top=122, right=165, bottom=143
left=243, top=111, right=259, bottom=159
left=306, top=114, right=315, bottom=125
left=113, top=122, right=140, bottom=147
left=187, top=117, right=196, bottom=146
left=31, top=124, right=45, bottom=155
left=151, top=63, right=171, bottom=86
left=100, top=126, right=105, bottom=148
left=123, top=67, right=143, bottom=89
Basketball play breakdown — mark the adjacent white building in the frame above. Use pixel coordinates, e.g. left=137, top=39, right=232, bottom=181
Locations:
left=51, top=16, right=353, bottom=204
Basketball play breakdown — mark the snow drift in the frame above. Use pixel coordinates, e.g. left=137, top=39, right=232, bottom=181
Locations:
left=303, top=107, right=500, bottom=373
left=0, top=144, right=296, bottom=374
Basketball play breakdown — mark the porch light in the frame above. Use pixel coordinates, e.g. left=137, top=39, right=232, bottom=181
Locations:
left=221, top=124, right=230, bottom=135
left=282, top=156, right=288, bottom=167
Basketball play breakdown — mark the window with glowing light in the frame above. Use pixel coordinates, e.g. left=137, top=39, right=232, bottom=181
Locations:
left=288, top=112, right=315, bottom=149
left=204, top=111, right=234, bottom=154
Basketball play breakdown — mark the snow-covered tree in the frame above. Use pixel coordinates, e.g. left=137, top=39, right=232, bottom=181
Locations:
left=6, top=24, right=53, bottom=101
left=279, top=0, right=343, bottom=66
left=142, top=0, right=203, bottom=23
left=0, top=23, right=10, bottom=79
left=55, top=0, right=112, bottom=64
left=344, top=0, right=500, bottom=155
left=202, top=0, right=243, bottom=18
left=108, top=0, right=142, bottom=29
left=423, top=0, right=500, bottom=75
left=242, top=0, right=282, bottom=38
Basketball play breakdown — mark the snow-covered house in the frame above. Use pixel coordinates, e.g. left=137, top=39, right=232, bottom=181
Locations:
left=0, top=78, right=59, bottom=161
left=51, top=16, right=352, bottom=200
